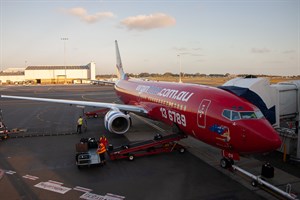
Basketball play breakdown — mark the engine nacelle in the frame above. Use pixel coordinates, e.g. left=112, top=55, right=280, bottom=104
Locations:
left=104, top=110, right=131, bottom=134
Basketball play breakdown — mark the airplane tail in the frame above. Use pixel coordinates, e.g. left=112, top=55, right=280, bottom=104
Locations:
left=115, top=40, right=128, bottom=80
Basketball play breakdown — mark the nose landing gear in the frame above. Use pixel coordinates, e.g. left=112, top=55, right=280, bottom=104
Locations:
left=220, top=157, right=234, bottom=169
left=220, top=150, right=239, bottom=168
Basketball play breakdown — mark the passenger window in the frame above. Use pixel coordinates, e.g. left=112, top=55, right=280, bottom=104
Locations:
left=232, top=111, right=240, bottom=120
left=222, top=110, right=231, bottom=120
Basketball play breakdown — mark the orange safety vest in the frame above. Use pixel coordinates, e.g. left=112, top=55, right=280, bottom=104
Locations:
left=103, top=138, right=108, bottom=147
left=100, top=137, right=109, bottom=147
left=97, top=143, right=106, bottom=154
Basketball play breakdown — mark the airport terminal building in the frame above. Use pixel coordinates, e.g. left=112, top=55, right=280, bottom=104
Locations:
left=0, top=62, right=96, bottom=84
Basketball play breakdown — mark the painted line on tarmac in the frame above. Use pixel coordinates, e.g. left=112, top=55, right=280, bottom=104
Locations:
left=80, top=192, right=105, bottom=200
left=106, top=193, right=125, bottom=199
left=23, top=174, right=39, bottom=181
left=4, top=169, right=121, bottom=199
left=9, top=132, right=77, bottom=138
left=80, top=192, right=125, bottom=200
left=5, top=170, right=16, bottom=175
left=73, top=186, right=92, bottom=193
left=48, top=180, right=63, bottom=185
left=34, top=181, right=72, bottom=194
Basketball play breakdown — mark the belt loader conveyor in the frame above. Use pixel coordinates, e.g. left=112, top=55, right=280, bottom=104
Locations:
left=108, top=133, right=187, bottom=161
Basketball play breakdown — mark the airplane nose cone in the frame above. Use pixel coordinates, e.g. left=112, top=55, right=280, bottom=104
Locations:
left=257, top=127, right=282, bottom=153
left=237, top=121, right=282, bottom=154
left=268, top=131, right=282, bottom=150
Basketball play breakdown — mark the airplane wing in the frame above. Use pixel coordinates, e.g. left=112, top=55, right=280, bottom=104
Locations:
left=91, top=80, right=115, bottom=85
left=1, top=95, right=147, bottom=114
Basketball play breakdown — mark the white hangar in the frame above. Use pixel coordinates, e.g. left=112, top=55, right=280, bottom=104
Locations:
left=0, top=71, right=25, bottom=84
left=0, top=62, right=96, bottom=84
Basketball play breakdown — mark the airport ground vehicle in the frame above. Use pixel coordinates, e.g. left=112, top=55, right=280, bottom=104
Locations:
left=85, top=108, right=109, bottom=118
left=0, top=112, right=8, bottom=141
left=0, top=109, right=9, bottom=140
left=75, top=134, right=186, bottom=169
left=75, top=138, right=102, bottom=169
left=0, top=128, right=8, bottom=140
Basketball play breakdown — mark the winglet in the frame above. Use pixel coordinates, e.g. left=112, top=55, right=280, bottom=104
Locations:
left=115, top=40, right=128, bottom=80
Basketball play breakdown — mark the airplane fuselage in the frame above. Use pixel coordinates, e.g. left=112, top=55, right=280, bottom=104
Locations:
left=115, top=78, right=281, bottom=156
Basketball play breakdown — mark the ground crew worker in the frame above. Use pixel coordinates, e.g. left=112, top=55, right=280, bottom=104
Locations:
left=99, top=135, right=109, bottom=148
left=97, top=142, right=106, bottom=164
left=77, top=116, right=83, bottom=134
left=103, top=136, right=108, bottom=148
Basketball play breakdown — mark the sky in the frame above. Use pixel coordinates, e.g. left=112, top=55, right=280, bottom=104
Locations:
left=0, top=0, right=299, bottom=76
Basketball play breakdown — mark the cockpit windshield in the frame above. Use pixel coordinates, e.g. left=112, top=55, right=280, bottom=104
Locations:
left=222, top=109, right=264, bottom=121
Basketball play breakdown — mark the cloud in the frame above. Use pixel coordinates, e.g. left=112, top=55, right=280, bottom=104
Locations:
left=264, top=60, right=284, bottom=64
left=192, top=48, right=203, bottom=51
left=180, top=52, right=204, bottom=57
left=173, top=46, right=204, bottom=57
left=283, top=50, right=296, bottom=54
left=251, top=48, right=271, bottom=54
left=62, top=7, right=114, bottom=23
left=120, top=13, right=176, bottom=31
left=173, top=47, right=188, bottom=52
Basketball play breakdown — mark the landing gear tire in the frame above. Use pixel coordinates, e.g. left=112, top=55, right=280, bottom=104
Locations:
left=179, top=147, right=185, bottom=153
left=251, top=180, right=258, bottom=187
left=220, top=158, right=233, bottom=169
left=220, top=158, right=229, bottom=168
left=128, top=155, right=134, bottom=161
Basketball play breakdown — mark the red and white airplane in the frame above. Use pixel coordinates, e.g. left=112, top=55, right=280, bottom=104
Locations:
left=1, top=41, right=281, bottom=168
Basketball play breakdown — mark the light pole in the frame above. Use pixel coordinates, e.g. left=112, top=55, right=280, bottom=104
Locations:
left=61, top=37, right=68, bottom=84
left=177, top=54, right=182, bottom=83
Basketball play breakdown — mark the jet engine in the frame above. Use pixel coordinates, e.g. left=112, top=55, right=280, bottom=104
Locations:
left=104, top=110, right=131, bottom=134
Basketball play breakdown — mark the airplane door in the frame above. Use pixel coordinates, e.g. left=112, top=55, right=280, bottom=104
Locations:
left=197, top=99, right=211, bottom=128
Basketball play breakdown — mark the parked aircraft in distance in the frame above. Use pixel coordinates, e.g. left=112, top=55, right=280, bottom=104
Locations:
left=1, top=40, right=281, bottom=168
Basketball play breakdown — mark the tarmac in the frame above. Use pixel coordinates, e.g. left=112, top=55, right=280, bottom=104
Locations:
left=0, top=84, right=299, bottom=200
